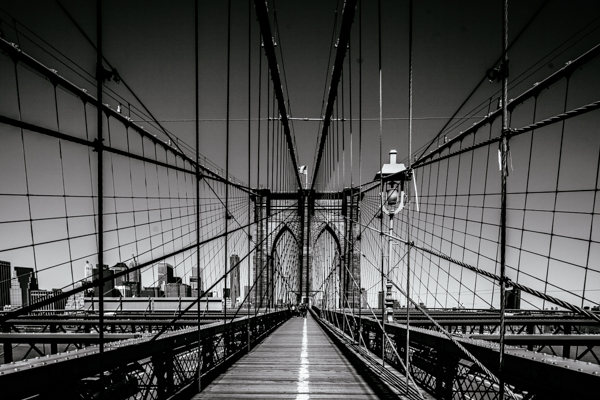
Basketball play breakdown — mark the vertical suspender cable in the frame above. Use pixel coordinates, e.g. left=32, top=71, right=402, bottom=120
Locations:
left=358, top=0, right=362, bottom=345
left=95, top=0, right=104, bottom=357
left=95, top=2, right=105, bottom=398
left=194, top=0, right=202, bottom=388
left=377, top=0, right=386, bottom=366
left=247, top=0, right=252, bottom=353
left=406, top=0, right=413, bottom=394
left=52, top=86, right=76, bottom=290
left=267, top=69, right=270, bottom=193
left=256, top=35, right=262, bottom=310
left=348, top=34, right=355, bottom=313
left=342, top=70, right=345, bottom=190
left=499, top=0, right=509, bottom=397
left=272, top=89, right=276, bottom=190
left=224, top=0, right=231, bottom=341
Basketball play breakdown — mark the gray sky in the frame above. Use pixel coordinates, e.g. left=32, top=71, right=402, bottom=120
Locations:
left=4, top=1, right=599, bottom=185
left=1, top=1, right=600, bottom=306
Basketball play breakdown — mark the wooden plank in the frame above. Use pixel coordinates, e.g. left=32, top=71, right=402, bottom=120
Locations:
left=194, top=314, right=380, bottom=399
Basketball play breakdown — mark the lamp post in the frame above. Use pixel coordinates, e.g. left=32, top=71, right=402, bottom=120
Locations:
left=376, top=150, right=412, bottom=323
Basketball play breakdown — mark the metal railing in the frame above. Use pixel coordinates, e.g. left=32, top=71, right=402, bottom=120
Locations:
left=0, top=310, right=290, bottom=400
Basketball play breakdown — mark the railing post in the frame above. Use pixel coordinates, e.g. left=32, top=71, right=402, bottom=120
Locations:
left=1, top=323, right=12, bottom=363
left=201, top=336, right=214, bottom=373
left=435, top=351, right=459, bottom=400
left=397, top=330, right=406, bottom=370
left=50, top=323, right=58, bottom=355
left=563, top=323, right=572, bottom=358
left=152, top=355, right=165, bottom=400
left=527, top=324, right=535, bottom=351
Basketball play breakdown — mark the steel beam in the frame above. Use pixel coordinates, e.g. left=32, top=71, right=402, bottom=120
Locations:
left=0, top=333, right=140, bottom=344
left=468, top=334, right=600, bottom=346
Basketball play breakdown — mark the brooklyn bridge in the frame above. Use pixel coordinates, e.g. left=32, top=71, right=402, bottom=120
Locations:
left=0, top=0, right=599, bottom=399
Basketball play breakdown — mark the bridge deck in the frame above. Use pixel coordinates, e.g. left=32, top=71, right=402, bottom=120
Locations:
left=194, top=313, right=380, bottom=399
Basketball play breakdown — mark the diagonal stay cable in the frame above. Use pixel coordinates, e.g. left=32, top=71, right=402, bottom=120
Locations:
left=385, top=274, right=519, bottom=399
left=0, top=203, right=291, bottom=323
left=332, top=254, right=426, bottom=399
left=415, top=0, right=549, bottom=162
left=150, top=204, right=299, bottom=341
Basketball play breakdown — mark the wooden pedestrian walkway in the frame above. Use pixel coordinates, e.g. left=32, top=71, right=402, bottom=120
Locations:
left=193, top=313, right=380, bottom=399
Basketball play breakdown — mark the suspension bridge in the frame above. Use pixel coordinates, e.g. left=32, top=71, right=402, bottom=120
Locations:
left=0, top=0, right=600, bottom=399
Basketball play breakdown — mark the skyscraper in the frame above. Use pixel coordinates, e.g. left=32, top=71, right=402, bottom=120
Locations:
left=190, top=276, right=200, bottom=297
left=157, top=263, right=174, bottom=288
left=92, top=265, right=116, bottom=297
left=230, top=254, right=241, bottom=303
left=0, top=260, right=10, bottom=309
left=127, top=255, right=141, bottom=296
left=84, top=261, right=93, bottom=280
left=29, top=289, right=66, bottom=313
left=110, top=262, right=128, bottom=286
left=165, top=282, right=191, bottom=297
left=10, top=267, right=38, bottom=307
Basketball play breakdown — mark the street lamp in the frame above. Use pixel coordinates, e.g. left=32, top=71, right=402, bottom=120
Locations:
left=375, top=150, right=412, bottom=323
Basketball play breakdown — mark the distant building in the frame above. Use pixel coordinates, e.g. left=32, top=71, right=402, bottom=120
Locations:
left=506, top=287, right=521, bottom=309
left=190, top=276, right=201, bottom=297
left=378, top=290, right=397, bottom=310
left=65, top=282, right=86, bottom=311
left=157, top=263, right=175, bottom=288
left=29, top=289, right=66, bottom=313
left=165, top=283, right=178, bottom=297
left=84, top=261, right=93, bottom=280
left=244, top=285, right=251, bottom=304
left=110, top=262, right=128, bottom=286
left=10, top=267, right=38, bottom=307
left=127, top=256, right=141, bottom=296
left=165, top=282, right=191, bottom=298
left=92, top=265, right=117, bottom=297
left=114, top=285, right=132, bottom=297
left=0, top=260, right=11, bottom=308
left=140, top=287, right=162, bottom=297
left=360, top=288, right=368, bottom=309
left=230, top=254, right=241, bottom=301
left=52, top=289, right=67, bottom=311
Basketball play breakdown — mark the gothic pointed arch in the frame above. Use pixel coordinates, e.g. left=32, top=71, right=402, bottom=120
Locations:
left=314, top=223, right=342, bottom=257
